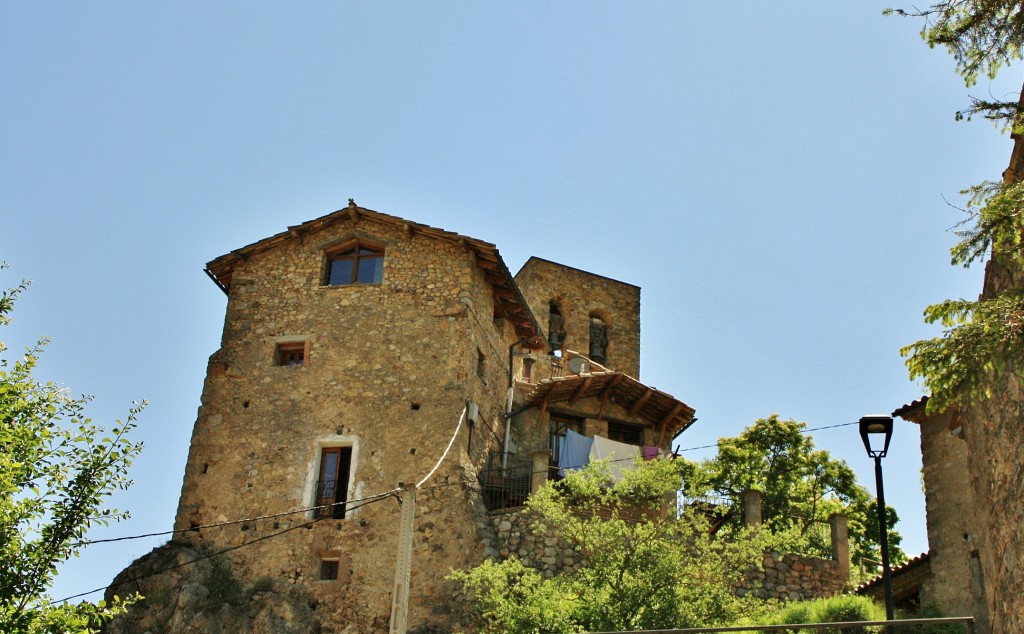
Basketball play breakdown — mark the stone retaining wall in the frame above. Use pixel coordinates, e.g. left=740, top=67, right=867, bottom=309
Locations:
left=738, top=551, right=848, bottom=601
left=490, top=507, right=849, bottom=601
left=491, top=508, right=580, bottom=577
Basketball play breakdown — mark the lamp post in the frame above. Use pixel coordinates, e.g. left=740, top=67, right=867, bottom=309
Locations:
left=860, top=415, right=895, bottom=621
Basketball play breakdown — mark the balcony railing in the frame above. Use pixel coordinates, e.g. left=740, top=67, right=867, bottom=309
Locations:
left=313, top=479, right=347, bottom=519
left=478, top=455, right=533, bottom=511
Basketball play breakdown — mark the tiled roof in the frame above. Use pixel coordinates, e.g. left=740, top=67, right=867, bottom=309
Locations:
left=521, top=352, right=696, bottom=442
left=854, top=551, right=931, bottom=601
left=892, top=396, right=929, bottom=423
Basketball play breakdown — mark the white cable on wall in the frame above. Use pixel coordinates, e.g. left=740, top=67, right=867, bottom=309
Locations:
left=416, top=405, right=466, bottom=489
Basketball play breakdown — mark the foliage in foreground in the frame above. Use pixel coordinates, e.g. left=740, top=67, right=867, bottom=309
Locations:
left=901, top=181, right=1024, bottom=413
left=758, top=594, right=885, bottom=634
left=0, top=272, right=143, bottom=633
left=759, top=596, right=966, bottom=634
left=452, top=458, right=777, bottom=634
left=887, top=0, right=1024, bottom=129
left=684, top=415, right=905, bottom=570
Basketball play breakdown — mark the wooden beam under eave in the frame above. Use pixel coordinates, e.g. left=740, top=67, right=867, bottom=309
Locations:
left=596, top=375, right=623, bottom=420
left=568, top=376, right=593, bottom=406
left=630, top=388, right=653, bottom=415
left=658, top=403, right=686, bottom=428
left=475, top=257, right=500, bottom=271
left=656, top=403, right=687, bottom=446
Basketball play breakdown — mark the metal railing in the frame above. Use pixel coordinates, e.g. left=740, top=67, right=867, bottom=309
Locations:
left=586, top=616, right=975, bottom=634
left=313, top=479, right=346, bottom=519
left=478, top=455, right=533, bottom=511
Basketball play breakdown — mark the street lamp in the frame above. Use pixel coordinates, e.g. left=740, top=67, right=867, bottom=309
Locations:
left=860, top=415, right=895, bottom=621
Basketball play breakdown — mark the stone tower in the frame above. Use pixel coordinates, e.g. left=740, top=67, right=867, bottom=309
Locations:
left=106, top=201, right=696, bottom=633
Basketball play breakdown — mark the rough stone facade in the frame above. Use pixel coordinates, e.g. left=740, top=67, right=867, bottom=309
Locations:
left=490, top=508, right=580, bottom=577
left=515, top=256, right=641, bottom=378
left=488, top=500, right=851, bottom=602
left=106, top=202, right=697, bottom=633
left=895, top=402, right=990, bottom=630
left=169, top=210, right=522, bottom=632
left=738, top=551, right=848, bottom=602
left=942, top=130, right=1024, bottom=634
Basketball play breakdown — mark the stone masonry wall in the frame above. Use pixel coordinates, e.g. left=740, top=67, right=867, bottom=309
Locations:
left=737, top=551, right=848, bottom=602
left=913, top=410, right=990, bottom=628
left=490, top=507, right=848, bottom=602
left=515, top=257, right=641, bottom=378
left=491, top=508, right=580, bottom=577
left=160, top=211, right=520, bottom=633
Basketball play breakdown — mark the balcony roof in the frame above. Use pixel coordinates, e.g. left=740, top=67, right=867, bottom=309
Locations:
left=521, top=361, right=696, bottom=443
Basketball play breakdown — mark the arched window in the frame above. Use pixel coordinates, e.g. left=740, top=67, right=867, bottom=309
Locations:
left=325, top=243, right=384, bottom=286
left=548, top=301, right=566, bottom=350
left=589, top=314, right=607, bottom=363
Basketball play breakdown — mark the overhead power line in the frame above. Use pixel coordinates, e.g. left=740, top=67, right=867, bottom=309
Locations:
left=55, top=492, right=397, bottom=604
left=74, top=487, right=401, bottom=547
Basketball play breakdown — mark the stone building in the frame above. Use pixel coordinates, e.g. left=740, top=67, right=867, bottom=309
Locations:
left=854, top=398, right=990, bottom=631
left=105, top=200, right=697, bottom=633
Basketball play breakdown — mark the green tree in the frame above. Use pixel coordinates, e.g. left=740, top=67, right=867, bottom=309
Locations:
left=901, top=181, right=1024, bottom=412
left=686, top=415, right=905, bottom=570
left=887, top=0, right=1024, bottom=128
left=452, top=458, right=775, bottom=634
left=0, top=273, right=143, bottom=633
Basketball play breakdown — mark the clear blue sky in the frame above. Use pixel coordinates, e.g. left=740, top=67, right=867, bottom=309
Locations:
left=2, top=2, right=1017, bottom=604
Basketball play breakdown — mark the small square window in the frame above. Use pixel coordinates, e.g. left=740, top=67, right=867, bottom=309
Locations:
left=275, top=341, right=308, bottom=367
left=320, top=560, right=339, bottom=581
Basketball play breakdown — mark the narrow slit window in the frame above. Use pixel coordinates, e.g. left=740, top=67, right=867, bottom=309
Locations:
left=589, top=315, right=607, bottom=364
left=548, top=302, right=565, bottom=350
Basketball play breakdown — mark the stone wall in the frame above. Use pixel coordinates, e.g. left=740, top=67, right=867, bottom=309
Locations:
left=491, top=508, right=580, bottom=577
left=488, top=506, right=849, bottom=602
left=737, top=551, right=848, bottom=601
left=898, top=406, right=990, bottom=628
left=515, top=257, right=641, bottom=378
left=152, top=210, right=523, bottom=633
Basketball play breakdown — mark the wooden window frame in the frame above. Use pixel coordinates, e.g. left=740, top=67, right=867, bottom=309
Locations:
left=275, top=340, right=310, bottom=367
left=324, top=241, right=385, bottom=286
left=607, top=421, right=643, bottom=446
left=314, top=446, right=353, bottom=519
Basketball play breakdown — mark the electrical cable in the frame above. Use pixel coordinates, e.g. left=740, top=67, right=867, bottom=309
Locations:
left=416, top=405, right=466, bottom=489
left=60, top=417, right=859, bottom=597
left=73, top=488, right=401, bottom=547
left=54, top=491, right=398, bottom=604
left=59, top=403, right=472, bottom=602
left=418, top=420, right=862, bottom=487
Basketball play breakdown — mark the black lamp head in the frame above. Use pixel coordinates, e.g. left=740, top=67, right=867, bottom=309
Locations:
left=859, top=415, right=894, bottom=458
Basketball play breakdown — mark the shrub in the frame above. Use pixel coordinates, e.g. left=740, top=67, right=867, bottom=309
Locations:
left=761, top=595, right=885, bottom=634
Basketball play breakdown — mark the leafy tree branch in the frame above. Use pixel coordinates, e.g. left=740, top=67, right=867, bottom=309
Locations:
left=0, top=268, right=144, bottom=633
